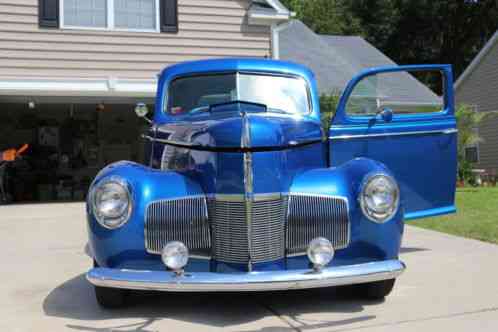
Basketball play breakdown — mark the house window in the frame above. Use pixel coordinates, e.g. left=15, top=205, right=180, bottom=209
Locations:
left=61, top=0, right=160, bottom=32
left=465, top=146, right=479, bottom=163
left=63, top=0, right=107, bottom=28
left=115, top=0, right=157, bottom=30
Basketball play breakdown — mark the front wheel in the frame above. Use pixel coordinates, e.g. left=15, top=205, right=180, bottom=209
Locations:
left=94, top=286, right=127, bottom=308
left=356, top=279, right=396, bottom=300
left=92, top=259, right=128, bottom=308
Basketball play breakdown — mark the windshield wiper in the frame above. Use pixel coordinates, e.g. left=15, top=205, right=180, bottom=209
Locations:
left=208, top=100, right=268, bottom=113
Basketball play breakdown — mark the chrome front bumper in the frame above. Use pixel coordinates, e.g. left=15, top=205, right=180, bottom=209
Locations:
left=86, top=260, right=405, bottom=292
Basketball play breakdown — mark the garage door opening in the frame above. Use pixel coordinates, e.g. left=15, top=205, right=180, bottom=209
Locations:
left=0, top=100, right=151, bottom=204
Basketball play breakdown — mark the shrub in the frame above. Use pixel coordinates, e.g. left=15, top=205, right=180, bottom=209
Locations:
left=455, top=104, right=484, bottom=183
left=319, top=91, right=342, bottom=129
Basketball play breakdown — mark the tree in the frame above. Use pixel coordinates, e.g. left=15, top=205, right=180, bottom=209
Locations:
left=358, top=0, right=498, bottom=78
left=280, top=0, right=364, bottom=35
left=282, top=0, right=498, bottom=80
left=347, top=0, right=399, bottom=51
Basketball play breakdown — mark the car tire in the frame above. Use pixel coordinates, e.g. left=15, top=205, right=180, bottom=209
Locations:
left=92, top=259, right=128, bottom=308
left=94, top=286, right=127, bottom=308
left=358, top=279, right=396, bottom=300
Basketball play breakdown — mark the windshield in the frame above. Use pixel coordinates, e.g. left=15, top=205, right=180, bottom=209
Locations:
left=166, top=73, right=310, bottom=115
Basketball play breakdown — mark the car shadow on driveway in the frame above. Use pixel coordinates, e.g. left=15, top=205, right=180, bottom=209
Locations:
left=399, top=246, right=430, bottom=254
left=43, top=274, right=378, bottom=331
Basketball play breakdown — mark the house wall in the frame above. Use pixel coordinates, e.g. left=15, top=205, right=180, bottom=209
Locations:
left=0, top=0, right=271, bottom=80
left=456, top=38, right=498, bottom=171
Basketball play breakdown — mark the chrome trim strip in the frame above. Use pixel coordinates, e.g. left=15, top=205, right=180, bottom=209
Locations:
left=242, top=111, right=254, bottom=271
left=290, top=192, right=348, bottom=199
left=87, top=260, right=405, bottom=292
left=142, top=135, right=196, bottom=147
left=286, top=252, right=307, bottom=258
left=142, top=135, right=321, bottom=150
left=329, top=128, right=458, bottom=140
left=143, top=135, right=192, bottom=146
left=207, top=193, right=286, bottom=202
left=253, top=192, right=286, bottom=201
left=190, top=255, right=212, bottom=260
left=145, top=193, right=285, bottom=204
left=208, top=194, right=245, bottom=202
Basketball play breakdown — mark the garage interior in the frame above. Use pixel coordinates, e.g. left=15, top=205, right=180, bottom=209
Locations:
left=0, top=97, right=152, bottom=204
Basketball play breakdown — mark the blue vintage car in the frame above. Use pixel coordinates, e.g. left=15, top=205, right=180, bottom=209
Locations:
left=86, top=58, right=457, bottom=307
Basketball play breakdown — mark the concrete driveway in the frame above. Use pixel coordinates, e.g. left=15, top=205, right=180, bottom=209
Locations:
left=1, top=203, right=498, bottom=332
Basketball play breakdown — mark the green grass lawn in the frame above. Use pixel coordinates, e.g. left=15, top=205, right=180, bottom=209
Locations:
left=411, top=187, right=498, bottom=244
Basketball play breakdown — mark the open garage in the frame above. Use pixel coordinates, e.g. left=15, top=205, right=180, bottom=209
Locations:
left=0, top=95, right=153, bottom=203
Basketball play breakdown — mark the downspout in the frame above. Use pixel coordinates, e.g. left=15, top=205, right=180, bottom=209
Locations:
left=271, top=20, right=291, bottom=59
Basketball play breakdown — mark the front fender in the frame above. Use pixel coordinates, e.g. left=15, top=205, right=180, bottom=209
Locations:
left=289, top=158, right=404, bottom=265
left=87, top=161, right=204, bottom=268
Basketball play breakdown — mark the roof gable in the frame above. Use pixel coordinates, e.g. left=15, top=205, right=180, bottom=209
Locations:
left=455, top=30, right=498, bottom=90
left=278, top=20, right=441, bottom=104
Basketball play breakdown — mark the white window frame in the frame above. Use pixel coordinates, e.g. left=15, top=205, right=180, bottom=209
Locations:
left=60, top=0, right=160, bottom=33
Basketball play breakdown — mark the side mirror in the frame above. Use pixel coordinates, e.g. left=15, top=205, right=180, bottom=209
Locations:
left=376, top=107, right=393, bottom=122
left=135, top=103, right=152, bottom=124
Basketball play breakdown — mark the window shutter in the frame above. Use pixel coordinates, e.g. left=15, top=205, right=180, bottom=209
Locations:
left=38, top=0, right=59, bottom=28
left=160, top=0, right=178, bottom=33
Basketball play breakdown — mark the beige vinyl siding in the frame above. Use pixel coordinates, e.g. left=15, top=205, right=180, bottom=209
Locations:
left=456, top=39, right=498, bottom=171
left=0, top=0, right=271, bottom=80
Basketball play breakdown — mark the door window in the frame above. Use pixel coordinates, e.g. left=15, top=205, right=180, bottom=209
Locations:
left=346, top=70, right=444, bottom=117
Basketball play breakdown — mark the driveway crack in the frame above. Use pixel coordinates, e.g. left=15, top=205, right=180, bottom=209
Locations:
left=333, top=306, right=498, bottom=331
left=259, top=301, right=302, bottom=332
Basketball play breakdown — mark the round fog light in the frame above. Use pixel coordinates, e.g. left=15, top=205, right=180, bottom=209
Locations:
left=161, top=241, right=189, bottom=272
left=307, top=237, right=334, bottom=269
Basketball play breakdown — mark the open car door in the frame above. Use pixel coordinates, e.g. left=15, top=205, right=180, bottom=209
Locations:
left=330, top=65, right=457, bottom=220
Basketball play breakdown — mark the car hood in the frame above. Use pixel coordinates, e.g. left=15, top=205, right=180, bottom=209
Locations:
left=154, top=102, right=323, bottom=150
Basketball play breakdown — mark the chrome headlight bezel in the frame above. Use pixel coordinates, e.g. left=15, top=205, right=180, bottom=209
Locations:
left=360, top=173, right=400, bottom=223
left=89, top=176, right=133, bottom=229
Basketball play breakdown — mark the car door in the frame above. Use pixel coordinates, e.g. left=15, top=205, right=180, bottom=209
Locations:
left=329, top=65, right=457, bottom=220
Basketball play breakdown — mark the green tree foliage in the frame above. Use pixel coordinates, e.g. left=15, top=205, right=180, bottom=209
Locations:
left=379, top=0, right=498, bottom=78
left=455, top=104, right=484, bottom=182
left=319, top=92, right=341, bottom=129
left=281, top=0, right=498, bottom=79
left=347, top=0, right=399, bottom=51
left=280, top=0, right=363, bottom=35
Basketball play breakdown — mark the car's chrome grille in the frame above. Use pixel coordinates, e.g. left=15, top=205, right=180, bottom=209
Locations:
left=208, top=196, right=287, bottom=264
left=286, top=194, right=350, bottom=255
left=144, top=193, right=350, bottom=263
left=208, top=199, right=248, bottom=263
left=250, top=197, right=287, bottom=262
left=145, top=196, right=211, bottom=256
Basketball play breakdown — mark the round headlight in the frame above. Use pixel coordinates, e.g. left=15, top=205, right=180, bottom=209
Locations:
left=307, top=237, right=334, bottom=269
left=91, top=177, right=132, bottom=229
left=161, top=241, right=189, bottom=271
left=360, top=174, right=399, bottom=223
